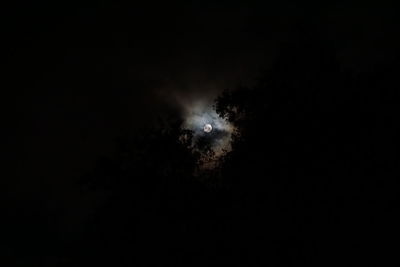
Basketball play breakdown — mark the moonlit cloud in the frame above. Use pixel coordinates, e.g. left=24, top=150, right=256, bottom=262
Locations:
left=179, top=97, right=234, bottom=157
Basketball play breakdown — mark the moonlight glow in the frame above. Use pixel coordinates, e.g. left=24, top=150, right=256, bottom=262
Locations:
left=203, top=124, right=213, bottom=133
left=179, top=98, right=234, bottom=159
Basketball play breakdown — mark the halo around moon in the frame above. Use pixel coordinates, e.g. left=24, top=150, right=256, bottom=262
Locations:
left=203, top=123, right=213, bottom=133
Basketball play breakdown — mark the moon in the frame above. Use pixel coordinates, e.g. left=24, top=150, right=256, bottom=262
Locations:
left=203, top=123, right=213, bottom=133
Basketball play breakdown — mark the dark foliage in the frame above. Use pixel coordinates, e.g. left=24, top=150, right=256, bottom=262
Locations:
left=69, top=29, right=398, bottom=265
left=4, top=23, right=399, bottom=267
left=214, top=27, right=400, bottom=265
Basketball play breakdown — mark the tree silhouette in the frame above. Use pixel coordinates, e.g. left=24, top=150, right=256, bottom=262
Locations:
left=72, top=116, right=229, bottom=265
left=213, top=23, right=400, bottom=265
left=45, top=22, right=399, bottom=267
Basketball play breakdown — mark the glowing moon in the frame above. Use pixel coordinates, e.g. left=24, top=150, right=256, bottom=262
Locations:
left=203, top=124, right=213, bottom=133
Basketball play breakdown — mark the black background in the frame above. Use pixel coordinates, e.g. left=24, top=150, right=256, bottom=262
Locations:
left=3, top=1, right=399, bottom=266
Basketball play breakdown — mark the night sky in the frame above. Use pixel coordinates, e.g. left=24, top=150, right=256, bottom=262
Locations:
left=3, top=1, right=400, bottom=266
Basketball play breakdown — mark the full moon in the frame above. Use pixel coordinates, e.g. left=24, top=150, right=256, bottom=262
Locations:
left=203, top=124, right=213, bottom=133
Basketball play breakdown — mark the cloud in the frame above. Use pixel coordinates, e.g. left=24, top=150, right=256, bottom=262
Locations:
left=179, top=97, right=234, bottom=156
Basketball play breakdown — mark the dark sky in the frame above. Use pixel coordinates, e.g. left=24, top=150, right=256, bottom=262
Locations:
left=4, top=1, right=398, bottom=230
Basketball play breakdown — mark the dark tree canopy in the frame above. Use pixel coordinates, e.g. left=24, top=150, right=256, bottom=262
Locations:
left=62, top=29, right=399, bottom=266
left=4, top=19, right=399, bottom=267
left=214, top=27, right=399, bottom=265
